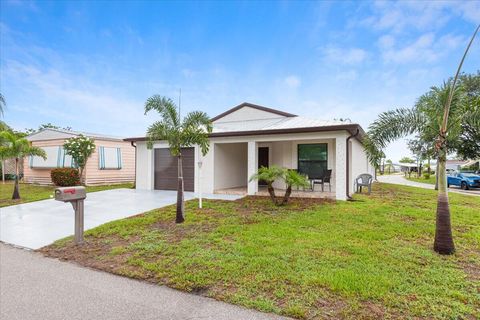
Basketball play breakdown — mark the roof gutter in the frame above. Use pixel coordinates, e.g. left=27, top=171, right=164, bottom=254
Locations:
left=124, top=124, right=364, bottom=142
left=346, top=128, right=360, bottom=201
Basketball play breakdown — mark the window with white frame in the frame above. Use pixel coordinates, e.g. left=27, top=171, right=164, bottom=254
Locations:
left=30, top=146, right=76, bottom=168
left=98, top=147, right=122, bottom=169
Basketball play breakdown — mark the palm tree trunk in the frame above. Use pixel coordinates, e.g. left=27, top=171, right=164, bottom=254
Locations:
left=176, top=154, right=185, bottom=223
left=281, top=185, right=292, bottom=206
left=434, top=150, right=455, bottom=254
left=435, top=162, right=439, bottom=190
left=12, top=158, right=20, bottom=200
left=266, top=183, right=277, bottom=205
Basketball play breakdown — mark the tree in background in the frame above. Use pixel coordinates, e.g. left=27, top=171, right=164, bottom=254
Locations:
left=63, top=135, right=96, bottom=185
left=385, top=159, right=394, bottom=174
left=25, top=123, right=72, bottom=135
left=144, top=95, right=212, bottom=223
left=364, top=25, right=479, bottom=255
left=0, top=131, right=46, bottom=199
left=399, top=157, right=415, bottom=164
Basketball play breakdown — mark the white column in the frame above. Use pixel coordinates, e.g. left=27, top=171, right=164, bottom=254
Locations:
left=147, top=148, right=154, bottom=190
left=335, top=137, right=347, bottom=200
left=247, top=141, right=258, bottom=195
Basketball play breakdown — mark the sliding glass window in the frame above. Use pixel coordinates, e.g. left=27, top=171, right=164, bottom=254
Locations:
left=297, top=144, right=327, bottom=179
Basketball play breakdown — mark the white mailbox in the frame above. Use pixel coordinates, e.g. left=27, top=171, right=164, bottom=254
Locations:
left=54, top=186, right=86, bottom=245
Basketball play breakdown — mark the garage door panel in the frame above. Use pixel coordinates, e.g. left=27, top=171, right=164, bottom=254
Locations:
left=154, top=148, right=194, bottom=191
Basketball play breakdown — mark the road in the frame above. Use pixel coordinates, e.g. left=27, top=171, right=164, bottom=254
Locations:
left=377, top=174, right=480, bottom=197
left=0, top=244, right=288, bottom=320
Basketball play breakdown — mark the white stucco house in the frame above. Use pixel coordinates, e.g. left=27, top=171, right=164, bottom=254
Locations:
left=126, top=102, right=374, bottom=200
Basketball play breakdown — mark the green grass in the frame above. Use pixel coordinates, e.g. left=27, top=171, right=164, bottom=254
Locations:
left=406, top=175, right=436, bottom=185
left=41, top=183, right=480, bottom=319
left=0, top=182, right=133, bottom=207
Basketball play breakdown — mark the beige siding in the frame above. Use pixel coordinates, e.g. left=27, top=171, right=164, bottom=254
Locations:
left=23, top=139, right=135, bottom=185
left=85, top=140, right=135, bottom=185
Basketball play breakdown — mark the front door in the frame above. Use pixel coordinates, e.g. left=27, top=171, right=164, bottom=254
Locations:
left=258, top=147, right=269, bottom=186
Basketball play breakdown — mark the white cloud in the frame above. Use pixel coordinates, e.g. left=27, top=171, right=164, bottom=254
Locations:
left=321, top=46, right=367, bottom=65
left=284, top=75, right=301, bottom=88
left=379, top=32, right=465, bottom=64
left=335, top=70, right=358, bottom=81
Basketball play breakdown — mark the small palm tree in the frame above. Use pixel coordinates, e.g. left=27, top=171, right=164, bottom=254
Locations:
left=249, top=165, right=284, bottom=204
left=281, top=170, right=309, bottom=205
left=0, top=131, right=46, bottom=199
left=144, top=95, right=212, bottom=223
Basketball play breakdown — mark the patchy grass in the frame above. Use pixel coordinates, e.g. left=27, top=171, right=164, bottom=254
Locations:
left=41, top=183, right=480, bottom=319
left=0, top=182, right=133, bottom=207
left=406, top=175, right=436, bottom=185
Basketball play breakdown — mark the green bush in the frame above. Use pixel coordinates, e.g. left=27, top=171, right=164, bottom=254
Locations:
left=423, top=173, right=431, bottom=180
left=51, top=168, right=80, bottom=186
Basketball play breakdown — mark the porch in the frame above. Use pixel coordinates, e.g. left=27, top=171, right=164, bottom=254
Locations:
left=214, top=186, right=336, bottom=199
left=211, top=134, right=348, bottom=200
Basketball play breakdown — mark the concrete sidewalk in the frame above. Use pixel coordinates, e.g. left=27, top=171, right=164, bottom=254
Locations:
left=0, top=244, right=288, bottom=320
left=377, top=174, right=480, bottom=197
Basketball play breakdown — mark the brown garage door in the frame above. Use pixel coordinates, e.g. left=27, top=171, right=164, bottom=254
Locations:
left=154, top=148, right=194, bottom=191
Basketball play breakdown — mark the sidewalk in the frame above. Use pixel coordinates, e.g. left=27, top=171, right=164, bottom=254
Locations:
left=377, top=174, right=480, bottom=197
left=0, top=244, right=289, bottom=320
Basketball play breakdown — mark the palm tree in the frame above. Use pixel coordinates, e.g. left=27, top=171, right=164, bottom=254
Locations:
left=365, top=25, right=479, bottom=255
left=249, top=165, right=284, bottom=204
left=0, top=131, right=46, bottom=199
left=281, top=169, right=309, bottom=205
left=0, top=93, right=5, bottom=117
left=144, top=95, right=212, bottom=223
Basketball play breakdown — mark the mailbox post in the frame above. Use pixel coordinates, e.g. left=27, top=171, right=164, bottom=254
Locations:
left=54, top=186, right=87, bottom=245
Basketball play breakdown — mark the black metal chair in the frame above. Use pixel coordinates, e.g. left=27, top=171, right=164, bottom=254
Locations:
left=312, top=169, right=332, bottom=192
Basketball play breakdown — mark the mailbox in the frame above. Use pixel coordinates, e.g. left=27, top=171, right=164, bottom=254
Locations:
left=55, top=186, right=86, bottom=202
left=54, top=186, right=86, bottom=245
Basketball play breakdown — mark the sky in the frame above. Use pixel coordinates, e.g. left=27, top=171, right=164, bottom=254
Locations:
left=1, top=0, right=479, bottom=162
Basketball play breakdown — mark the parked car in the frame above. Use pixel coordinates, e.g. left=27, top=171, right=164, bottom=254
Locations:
left=447, top=172, right=480, bottom=190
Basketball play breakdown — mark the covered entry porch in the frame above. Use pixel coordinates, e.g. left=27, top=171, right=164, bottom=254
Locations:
left=210, top=132, right=350, bottom=200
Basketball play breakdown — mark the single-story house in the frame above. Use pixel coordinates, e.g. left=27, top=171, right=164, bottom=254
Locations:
left=24, top=128, right=135, bottom=185
left=126, top=102, right=374, bottom=200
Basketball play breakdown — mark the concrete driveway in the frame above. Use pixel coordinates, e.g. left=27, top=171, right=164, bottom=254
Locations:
left=0, top=189, right=241, bottom=249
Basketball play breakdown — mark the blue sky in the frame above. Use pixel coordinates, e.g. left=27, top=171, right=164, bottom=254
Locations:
left=1, top=0, right=479, bottom=162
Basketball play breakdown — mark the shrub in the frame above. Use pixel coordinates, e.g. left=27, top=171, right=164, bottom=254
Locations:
left=51, top=168, right=80, bottom=186
left=423, top=173, right=431, bottom=180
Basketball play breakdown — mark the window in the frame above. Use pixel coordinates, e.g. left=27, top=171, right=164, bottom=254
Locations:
left=98, top=147, right=122, bottom=169
left=30, top=146, right=76, bottom=168
left=297, top=144, right=327, bottom=179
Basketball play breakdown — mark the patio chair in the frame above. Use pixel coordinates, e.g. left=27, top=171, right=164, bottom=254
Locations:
left=312, top=169, right=332, bottom=192
left=354, top=173, right=373, bottom=194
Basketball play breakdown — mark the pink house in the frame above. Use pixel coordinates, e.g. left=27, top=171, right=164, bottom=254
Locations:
left=24, top=129, right=135, bottom=185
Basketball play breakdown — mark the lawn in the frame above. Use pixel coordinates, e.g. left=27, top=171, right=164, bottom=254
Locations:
left=41, top=183, right=480, bottom=319
left=0, top=182, right=133, bottom=207
left=406, top=175, right=436, bottom=185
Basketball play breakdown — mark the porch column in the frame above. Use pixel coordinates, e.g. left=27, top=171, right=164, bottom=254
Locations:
left=335, top=137, right=347, bottom=200
left=247, top=141, right=258, bottom=195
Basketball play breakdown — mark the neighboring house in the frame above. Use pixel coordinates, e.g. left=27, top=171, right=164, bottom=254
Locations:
left=24, top=129, right=135, bottom=185
left=446, top=159, right=470, bottom=171
left=126, top=102, right=374, bottom=200
left=1, top=158, right=24, bottom=178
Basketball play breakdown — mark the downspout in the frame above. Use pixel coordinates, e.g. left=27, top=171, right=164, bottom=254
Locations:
left=131, top=141, right=136, bottom=189
left=346, top=129, right=360, bottom=201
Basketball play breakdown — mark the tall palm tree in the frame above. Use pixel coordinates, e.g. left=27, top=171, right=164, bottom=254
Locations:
left=144, top=95, right=212, bottom=223
left=0, top=131, right=46, bottom=199
left=365, top=25, right=479, bottom=255
left=0, top=93, right=5, bottom=117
